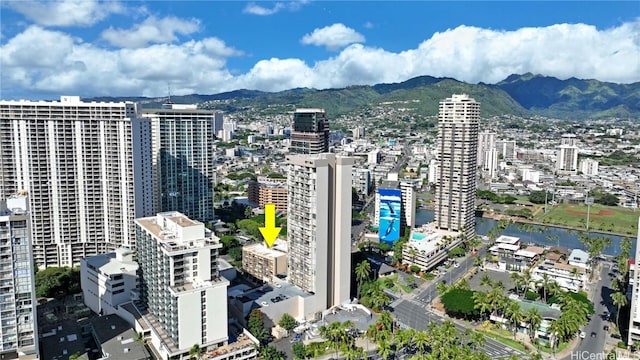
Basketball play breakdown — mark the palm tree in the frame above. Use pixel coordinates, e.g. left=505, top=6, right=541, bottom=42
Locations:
left=377, top=339, right=393, bottom=360
left=189, top=344, right=203, bottom=360
left=538, top=273, right=552, bottom=303
left=480, top=274, right=493, bottom=290
left=355, top=260, right=371, bottom=298
left=469, top=330, right=486, bottom=350
left=408, top=247, right=418, bottom=267
left=547, top=281, right=561, bottom=301
left=436, top=281, right=449, bottom=296
left=570, top=267, right=580, bottom=287
left=521, top=270, right=532, bottom=296
left=486, top=287, right=505, bottom=318
left=504, top=301, right=523, bottom=338
left=413, top=330, right=429, bottom=359
left=456, top=278, right=471, bottom=291
left=612, top=291, right=628, bottom=329
left=525, top=308, right=542, bottom=341
left=371, top=289, right=390, bottom=312
left=511, top=272, right=523, bottom=296
left=473, top=291, right=492, bottom=321
left=377, top=311, right=394, bottom=333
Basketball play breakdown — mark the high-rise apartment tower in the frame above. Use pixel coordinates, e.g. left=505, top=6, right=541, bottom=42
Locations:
left=143, top=104, right=217, bottom=223
left=434, top=94, right=480, bottom=240
left=135, top=212, right=229, bottom=359
left=0, top=96, right=153, bottom=268
left=289, top=109, right=329, bottom=154
left=0, top=193, right=38, bottom=358
left=286, top=154, right=353, bottom=309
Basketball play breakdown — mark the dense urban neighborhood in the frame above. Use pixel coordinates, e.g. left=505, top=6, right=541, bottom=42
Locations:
left=1, top=84, right=639, bottom=360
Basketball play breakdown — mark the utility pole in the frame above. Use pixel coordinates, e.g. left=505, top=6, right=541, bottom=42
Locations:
left=585, top=180, right=594, bottom=232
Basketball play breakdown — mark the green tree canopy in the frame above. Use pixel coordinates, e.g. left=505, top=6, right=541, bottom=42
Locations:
left=35, top=266, right=81, bottom=298
left=440, top=288, right=479, bottom=319
left=279, top=313, right=297, bottom=331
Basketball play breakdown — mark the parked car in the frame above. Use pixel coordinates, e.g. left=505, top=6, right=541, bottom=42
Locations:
left=591, top=332, right=597, bottom=338
left=579, top=331, right=586, bottom=339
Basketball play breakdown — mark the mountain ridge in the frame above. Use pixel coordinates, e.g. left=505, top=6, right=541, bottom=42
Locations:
left=89, top=74, right=640, bottom=120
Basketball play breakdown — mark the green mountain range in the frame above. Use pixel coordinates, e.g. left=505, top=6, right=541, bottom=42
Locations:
left=93, top=73, right=640, bottom=120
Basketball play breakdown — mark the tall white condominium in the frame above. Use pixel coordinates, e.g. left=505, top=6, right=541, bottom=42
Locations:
left=434, top=94, right=480, bottom=240
left=495, top=140, right=517, bottom=160
left=628, top=217, right=640, bottom=345
left=557, top=145, right=579, bottom=174
left=143, top=104, right=217, bottom=223
left=477, top=132, right=498, bottom=179
left=477, top=132, right=495, bottom=168
left=0, top=96, right=153, bottom=268
left=400, top=180, right=417, bottom=229
left=136, top=212, right=229, bottom=360
left=287, top=154, right=353, bottom=310
left=0, top=193, right=38, bottom=358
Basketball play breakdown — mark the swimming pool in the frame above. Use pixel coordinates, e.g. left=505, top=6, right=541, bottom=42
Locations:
left=411, top=233, right=427, bottom=241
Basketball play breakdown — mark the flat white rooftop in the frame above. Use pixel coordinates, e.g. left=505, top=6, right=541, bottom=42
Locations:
left=495, top=235, right=520, bottom=245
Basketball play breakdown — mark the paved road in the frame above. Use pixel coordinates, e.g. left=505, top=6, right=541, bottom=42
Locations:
left=413, top=244, right=487, bottom=304
left=559, top=261, right=612, bottom=360
left=392, top=298, right=526, bottom=359
left=388, top=244, right=526, bottom=358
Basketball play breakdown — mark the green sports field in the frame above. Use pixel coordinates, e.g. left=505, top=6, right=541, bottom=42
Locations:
left=534, top=203, right=639, bottom=236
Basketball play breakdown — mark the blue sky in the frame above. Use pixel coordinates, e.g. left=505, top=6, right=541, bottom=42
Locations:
left=1, top=1, right=638, bottom=100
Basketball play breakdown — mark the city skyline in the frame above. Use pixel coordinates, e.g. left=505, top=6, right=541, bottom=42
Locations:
left=1, top=1, right=638, bottom=100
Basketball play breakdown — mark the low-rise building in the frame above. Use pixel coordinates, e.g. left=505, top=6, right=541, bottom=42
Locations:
left=567, top=249, right=590, bottom=269
left=247, top=176, right=287, bottom=212
left=531, top=258, right=587, bottom=292
left=402, top=223, right=461, bottom=272
left=81, top=248, right=139, bottom=316
left=242, top=242, right=287, bottom=283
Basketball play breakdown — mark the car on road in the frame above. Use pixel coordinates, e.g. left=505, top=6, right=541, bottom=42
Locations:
left=579, top=331, right=586, bottom=339
left=591, top=332, right=597, bottom=338
left=604, top=325, right=610, bottom=331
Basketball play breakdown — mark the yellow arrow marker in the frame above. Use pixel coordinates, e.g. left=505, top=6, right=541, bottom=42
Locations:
left=259, top=204, right=281, bottom=248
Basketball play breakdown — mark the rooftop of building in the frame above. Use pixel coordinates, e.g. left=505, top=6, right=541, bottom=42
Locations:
left=294, top=108, right=325, bottom=113
left=40, top=319, right=90, bottom=360
left=169, top=276, right=229, bottom=295
left=135, top=212, right=221, bottom=252
left=237, top=282, right=311, bottom=307
left=405, top=223, right=459, bottom=253
left=83, top=251, right=138, bottom=276
left=495, top=235, right=520, bottom=244
left=90, top=314, right=148, bottom=360
left=243, top=242, right=288, bottom=258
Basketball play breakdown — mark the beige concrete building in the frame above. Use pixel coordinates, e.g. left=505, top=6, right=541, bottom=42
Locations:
left=434, top=94, right=480, bottom=240
left=242, top=243, right=287, bottom=282
left=247, top=176, right=287, bottom=212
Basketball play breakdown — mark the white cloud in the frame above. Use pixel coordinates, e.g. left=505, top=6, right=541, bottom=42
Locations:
left=101, top=16, right=202, bottom=48
left=243, top=1, right=308, bottom=16
left=301, top=23, right=366, bottom=51
left=1, top=21, right=639, bottom=100
left=6, top=0, right=124, bottom=27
